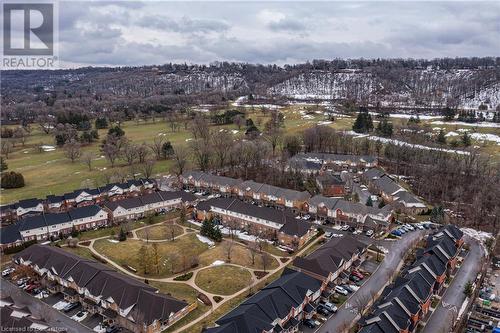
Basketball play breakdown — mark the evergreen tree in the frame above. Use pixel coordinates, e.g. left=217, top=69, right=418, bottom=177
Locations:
left=366, top=196, right=373, bottom=206
left=352, top=110, right=373, bottom=133
left=108, top=126, right=125, bottom=137
left=461, top=132, right=471, bottom=147
left=376, top=119, right=393, bottom=137
left=442, top=107, right=456, bottom=121
left=0, top=157, right=7, bottom=172
left=437, top=129, right=447, bottom=144
left=118, top=226, right=127, bottom=241
left=95, top=117, right=109, bottom=129
left=71, top=225, right=79, bottom=238
left=1, top=171, right=24, bottom=188
left=179, top=206, right=187, bottom=225
left=430, top=206, right=445, bottom=224
left=161, top=141, right=174, bottom=159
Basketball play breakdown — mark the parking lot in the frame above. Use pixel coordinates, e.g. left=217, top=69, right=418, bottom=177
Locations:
left=297, top=263, right=376, bottom=332
left=1, top=266, right=129, bottom=333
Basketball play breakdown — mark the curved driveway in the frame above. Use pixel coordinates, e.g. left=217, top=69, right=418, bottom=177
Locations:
left=316, top=229, right=428, bottom=333
left=422, top=235, right=485, bottom=333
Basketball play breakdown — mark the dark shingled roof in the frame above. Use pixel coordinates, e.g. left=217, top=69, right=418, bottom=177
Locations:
left=293, top=236, right=367, bottom=278
left=196, top=198, right=311, bottom=237
left=14, top=245, right=187, bottom=325
left=16, top=198, right=43, bottom=209
left=0, top=224, right=22, bottom=245
left=68, top=205, right=103, bottom=220
left=205, top=268, right=322, bottom=333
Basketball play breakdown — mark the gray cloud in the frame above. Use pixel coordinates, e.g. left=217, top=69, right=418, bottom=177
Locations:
left=53, top=1, right=500, bottom=68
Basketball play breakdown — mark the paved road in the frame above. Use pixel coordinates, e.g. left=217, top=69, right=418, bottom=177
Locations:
left=1, top=278, right=93, bottom=333
left=316, top=229, right=428, bottom=332
left=422, top=235, right=484, bottom=333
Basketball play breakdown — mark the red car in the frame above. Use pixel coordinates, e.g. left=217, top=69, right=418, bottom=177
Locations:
left=25, top=284, right=40, bottom=292
left=351, top=270, right=364, bottom=279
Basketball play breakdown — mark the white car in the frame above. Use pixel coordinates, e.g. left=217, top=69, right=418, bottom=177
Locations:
left=335, top=286, right=349, bottom=295
left=365, top=230, right=374, bottom=237
left=332, top=233, right=343, bottom=238
left=325, top=232, right=333, bottom=238
left=1, top=268, right=15, bottom=277
left=323, top=302, right=338, bottom=312
left=353, top=230, right=362, bottom=235
left=302, top=214, right=311, bottom=220
left=341, top=225, right=350, bottom=231
left=348, top=284, right=360, bottom=291
left=416, top=224, right=424, bottom=230
left=71, top=311, right=88, bottom=322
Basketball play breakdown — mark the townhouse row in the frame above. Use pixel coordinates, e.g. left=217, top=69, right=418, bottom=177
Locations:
left=205, top=236, right=368, bottom=333
left=195, top=197, right=316, bottom=248
left=0, top=191, right=196, bottom=250
left=1, top=296, right=63, bottom=332
left=14, top=245, right=192, bottom=333
left=362, top=168, right=427, bottom=215
left=287, top=153, right=378, bottom=174
left=181, top=171, right=394, bottom=231
left=358, top=225, right=464, bottom=333
left=0, top=178, right=157, bottom=222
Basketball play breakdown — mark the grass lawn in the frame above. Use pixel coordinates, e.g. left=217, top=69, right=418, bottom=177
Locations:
left=260, top=242, right=292, bottom=257
left=3, top=104, right=498, bottom=204
left=135, top=223, right=184, bottom=240
left=93, top=233, right=208, bottom=278
left=60, top=246, right=95, bottom=260
left=199, top=241, right=279, bottom=271
left=78, top=213, right=174, bottom=241
left=185, top=267, right=286, bottom=333
left=195, top=265, right=252, bottom=296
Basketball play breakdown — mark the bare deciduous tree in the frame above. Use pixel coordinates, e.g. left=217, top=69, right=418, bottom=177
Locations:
left=81, top=151, right=96, bottom=171
left=142, top=159, right=156, bottom=179
left=172, top=145, right=189, bottom=176
left=63, top=140, right=82, bottom=163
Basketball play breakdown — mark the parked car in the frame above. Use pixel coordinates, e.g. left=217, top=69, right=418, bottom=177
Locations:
left=105, top=326, right=120, bottom=333
left=391, top=230, right=402, bottom=236
left=353, top=229, right=362, bottom=235
left=16, top=277, right=29, bottom=286
left=71, top=311, right=88, bottom=322
left=365, top=230, right=374, bottom=237
left=423, top=223, right=431, bottom=229
left=351, top=270, right=364, bottom=279
left=325, top=232, right=333, bottom=239
left=349, top=275, right=360, bottom=283
left=1, top=267, right=15, bottom=277
left=341, top=225, right=350, bottom=231
left=416, top=224, right=425, bottom=230
left=63, top=302, right=80, bottom=313
left=398, top=228, right=406, bottom=234
left=322, top=302, right=338, bottom=313
left=303, top=319, right=316, bottom=328
left=341, top=285, right=354, bottom=293
left=335, top=286, right=349, bottom=295
left=348, top=284, right=360, bottom=291
left=302, top=214, right=311, bottom=220
left=316, top=305, right=330, bottom=316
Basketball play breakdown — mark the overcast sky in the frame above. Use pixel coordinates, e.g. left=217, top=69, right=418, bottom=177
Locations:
left=56, top=1, right=500, bottom=67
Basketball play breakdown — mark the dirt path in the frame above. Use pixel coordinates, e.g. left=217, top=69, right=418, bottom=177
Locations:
left=83, top=225, right=322, bottom=333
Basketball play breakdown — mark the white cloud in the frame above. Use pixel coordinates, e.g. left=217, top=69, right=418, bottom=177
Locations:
left=53, top=1, right=500, bottom=68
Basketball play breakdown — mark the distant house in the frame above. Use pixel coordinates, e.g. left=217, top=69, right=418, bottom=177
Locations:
left=181, top=171, right=311, bottom=212
left=1, top=205, right=108, bottom=246
left=305, top=195, right=393, bottom=232
left=17, top=205, right=108, bottom=242
left=289, top=153, right=377, bottom=173
left=315, top=174, right=348, bottom=197
left=358, top=225, right=464, bottom=333
left=204, top=268, right=326, bottom=333
left=16, top=199, right=44, bottom=218
left=195, top=198, right=315, bottom=248
left=14, top=245, right=192, bottom=333
left=103, top=191, right=196, bottom=222
left=293, top=236, right=368, bottom=283
left=363, top=169, right=427, bottom=214
left=46, top=195, right=65, bottom=212
left=235, top=180, right=311, bottom=212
